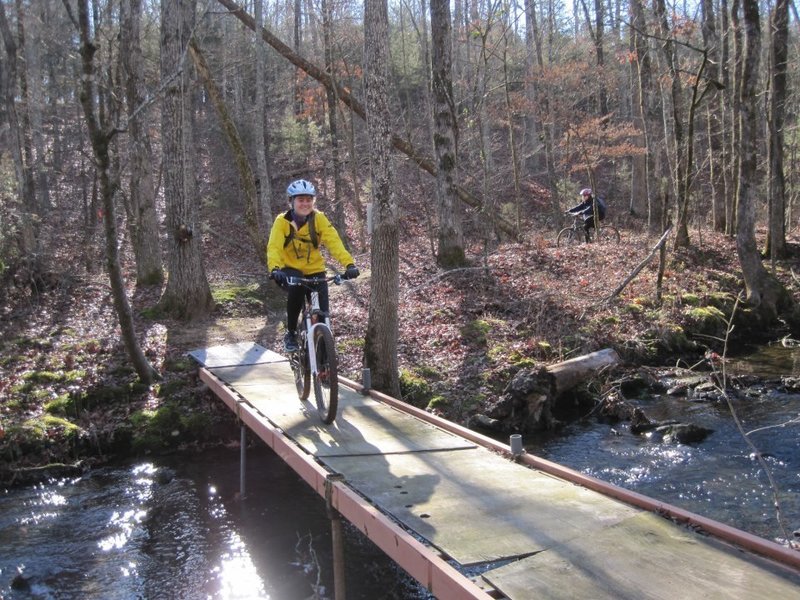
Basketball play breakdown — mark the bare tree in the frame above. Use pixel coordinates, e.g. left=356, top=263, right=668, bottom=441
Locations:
left=70, top=0, right=157, bottom=384
left=764, top=0, right=789, bottom=260
left=120, top=0, right=163, bottom=286
left=157, top=0, right=214, bottom=320
left=0, top=0, right=39, bottom=275
left=736, top=0, right=791, bottom=321
left=430, top=0, right=465, bottom=267
left=17, top=0, right=50, bottom=211
left=363, top=0, right=400, bottom=397
left=253, top=0, right=274, bottom=230
left=321, top=0, right=347, bottom=239
left=701, top=0, right=725, bottom=233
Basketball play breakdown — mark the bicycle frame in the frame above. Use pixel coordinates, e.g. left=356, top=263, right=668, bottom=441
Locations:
left=299, top=282, right=332, bottom=378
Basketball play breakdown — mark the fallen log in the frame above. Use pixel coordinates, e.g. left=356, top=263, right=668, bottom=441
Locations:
left=546, top=348, right=621, bottom=396
left=470, top=348, right=621, bottom=434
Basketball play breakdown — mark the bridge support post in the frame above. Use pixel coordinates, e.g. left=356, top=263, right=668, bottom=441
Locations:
left=361, top=368, right=371, bottom=394
left=325, top=473, right=346, bottom=600
left=240, top=425, right=247, bottom=499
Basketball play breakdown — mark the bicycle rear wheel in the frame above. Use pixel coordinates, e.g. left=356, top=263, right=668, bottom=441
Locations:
left=595, top=225, right=621, bottom=244
left=291, top=332, right=311, bottom=401
left=312, top=326, right=338, bottom=424
left=556, top=227, right=583, bottom=247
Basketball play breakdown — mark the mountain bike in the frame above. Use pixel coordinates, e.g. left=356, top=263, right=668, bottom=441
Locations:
left=283, top=274, right=347, bottom=424
left=556, top=213, right=621, bottom=246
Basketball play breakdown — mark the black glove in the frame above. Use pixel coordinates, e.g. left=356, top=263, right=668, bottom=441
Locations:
left=344, top=264, right=360, bottom=280
left=271, top=269, right=287, bottom=286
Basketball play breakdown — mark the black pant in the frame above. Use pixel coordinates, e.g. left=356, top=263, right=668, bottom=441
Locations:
left=582, top=215, right=603, bottom=239
left=283, top=269, right=329, bottom=333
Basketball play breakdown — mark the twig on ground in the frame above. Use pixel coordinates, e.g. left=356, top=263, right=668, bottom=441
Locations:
left=602, top=227, right=672, bottom=303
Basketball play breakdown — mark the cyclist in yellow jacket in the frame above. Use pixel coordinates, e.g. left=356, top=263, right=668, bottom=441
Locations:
left=267, top=179, right=359, bottom=351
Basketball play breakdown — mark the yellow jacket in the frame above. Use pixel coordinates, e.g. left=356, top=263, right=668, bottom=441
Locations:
left=266, top=210, right=354, bottom=275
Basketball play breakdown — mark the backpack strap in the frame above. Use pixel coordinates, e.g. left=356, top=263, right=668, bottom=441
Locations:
left=307, top=210, right=318, bottom=248
left=283, top=210, right=319, bottom=249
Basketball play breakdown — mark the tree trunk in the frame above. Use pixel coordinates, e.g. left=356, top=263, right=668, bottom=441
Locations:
left=253, top=0, right=274, bottom=235
left=363, top=0, right=401, bottom=398
left=701, top=0, right=724, bottom=234
left=653, top=0, right=689, bottom=248
left=158, top=0, right=214, bottom=320
left=736, top=0, right=791, bottom=322
left=765, top=0, right=789, bottom=260
left=73, top=0, right=157, bottom=384
left=0, top=1, right=39, bottom=268
left=120, top=0, right=163, bottom=286
left=630, top=0, right=658, bottom=227
left=18, top=0, right=50, bottom=211
left=727, top=0, right=743, bottom=236
left=321, top=0, right=347, bottom=240
left=430, top=0, right=465, bottom=267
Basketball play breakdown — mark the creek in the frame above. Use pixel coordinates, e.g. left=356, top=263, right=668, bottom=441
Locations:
left=2, top=348, right=799, bottom=599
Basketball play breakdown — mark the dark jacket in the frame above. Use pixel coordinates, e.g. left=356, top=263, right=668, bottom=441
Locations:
left=568, top=195, right=606, bottom=220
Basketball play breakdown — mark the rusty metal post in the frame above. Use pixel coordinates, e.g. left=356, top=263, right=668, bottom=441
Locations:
left=325, top=473, right=346, bottom=600
left=240, top=425, right=247, bottom=498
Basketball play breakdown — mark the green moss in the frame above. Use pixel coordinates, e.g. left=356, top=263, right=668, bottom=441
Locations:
left=460, top=319, right=496, bottom=346
left=22, top=415, right=81, bottom=441
left=211, top=282, right=263, bottom=305
left=706, top=291, right=736, bottom=310
left=681, top=293, right=701, bottom=306
left=337, top=338, right=365, bottom=361
left=399, top=369, right=434, bottom=409
left=685, top=306, right=727, bottom=333
left=625, top=303, right=645, bottom=314
left=156, top=379, right=185, bottom=398
left=44, top=393, right=84, bottom=417
left=163, top=357, right=193, bottom=373
left=129, top=402, right=213, bottom=453
left=426, top=396, right=449, bottom=411
left=22, top=369, right=86, bottom=385
left=140, top=305, right=164, bottom=319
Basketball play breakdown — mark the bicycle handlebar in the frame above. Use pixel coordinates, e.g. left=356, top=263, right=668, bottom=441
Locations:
left=283, top=274, right=347, bottom=287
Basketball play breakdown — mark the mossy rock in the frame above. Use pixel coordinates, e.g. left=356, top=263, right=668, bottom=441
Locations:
left=129, top=402, right=213, bottom=454
left=460, top=319, right=495, bottom=347
left=683, top=305, right=727, bottom=335
left=399, top=369, right=434, bottom=409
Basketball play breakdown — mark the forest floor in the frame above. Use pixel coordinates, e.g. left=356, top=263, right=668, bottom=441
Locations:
left=3, top=204, right=800, bottom=485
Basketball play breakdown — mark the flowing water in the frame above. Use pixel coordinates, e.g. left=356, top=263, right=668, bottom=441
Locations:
left=2, top=349, right=799, bottom=599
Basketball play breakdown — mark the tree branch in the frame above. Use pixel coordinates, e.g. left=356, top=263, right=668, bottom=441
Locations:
left=602, top=227, right=672, bottom=303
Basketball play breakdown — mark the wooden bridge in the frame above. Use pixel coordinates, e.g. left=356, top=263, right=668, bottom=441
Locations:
left=191, top=342, right=800, bottom=599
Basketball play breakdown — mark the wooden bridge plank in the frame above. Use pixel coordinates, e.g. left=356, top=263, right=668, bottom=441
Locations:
left=481, top=511, right=800, bottom=599
left=324, top=448, right=639, bottom=565
left=208, top=362, right=476, bottom=456
left=188, top=341, right=285, bottom=368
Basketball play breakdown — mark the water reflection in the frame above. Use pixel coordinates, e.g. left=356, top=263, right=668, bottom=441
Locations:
left=0, top=447, right=427, bottom=599
left=728, top=344, right=800, bottom=377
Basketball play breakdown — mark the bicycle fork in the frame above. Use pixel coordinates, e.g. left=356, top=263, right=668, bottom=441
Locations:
left=304, top=291, right=331, bottom=377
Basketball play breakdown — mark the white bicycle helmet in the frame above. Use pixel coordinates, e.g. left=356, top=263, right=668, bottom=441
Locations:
left=287, top=179, right=316, bottom=199
left=580, top=188, right=592, bottom=196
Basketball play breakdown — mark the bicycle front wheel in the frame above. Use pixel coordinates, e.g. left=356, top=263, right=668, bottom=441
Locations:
left=595, top=225, right=621, bottom=244
left=291, top=333, right=311, bottom=401
left=312, top=326, right=338, bottom=424
left=556, top=227, right=582, bottom=247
